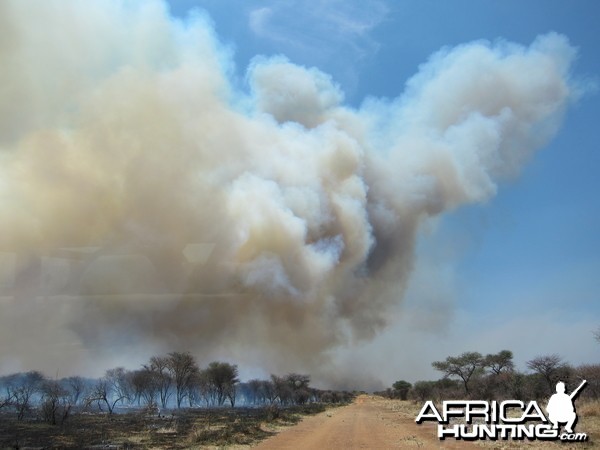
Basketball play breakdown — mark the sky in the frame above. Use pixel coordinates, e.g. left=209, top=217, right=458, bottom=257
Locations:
left=0, top=0, right=598, bottom=390
left=164, top=0, right=600, bottom=382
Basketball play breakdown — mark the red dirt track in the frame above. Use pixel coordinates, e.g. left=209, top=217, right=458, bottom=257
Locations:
left=254, top=395, right=475, bottom=449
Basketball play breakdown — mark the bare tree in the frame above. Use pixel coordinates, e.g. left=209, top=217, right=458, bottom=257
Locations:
left=247, top=379, right=263, bottom=405
left=5, top=371, right=45, bottom=420
left=286, top=373, right=311, bottom=405
left=146, top=356, right=172, bottom=409
left=87, top=379, right=114, bottom=414
left=86, top=368, right=132, bottom=414
left=432, top=352, right=484, bottom=395
left=131, top=369, right=161, bottom=408
left=166, top=352, right=199, bottom=408
left=271, top=374, right=293, bottom=405
left=107, top=367, right=134, bottom=405
left=594, top=327, right=600, bottom=343
left=576, top=364, right=600, bottom=399
left=60, top=376, right=87, bottom=406
left=185, top=370, right=208, bottom=407
left=0, top=375, right=15, bottom=410
left=0, top=393, right=11, bottom=410
left=40, top=380, right=73, bottom=425
left=262, top=379, right=278, bottom=405
left=526, top=354, right=570, bottom=395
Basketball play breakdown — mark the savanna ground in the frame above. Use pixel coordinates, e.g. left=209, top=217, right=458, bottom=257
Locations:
left=0, top=403, right=330, bottom=449
left=381, top=397, right=600, bottom=449
left=1, top=396, right=598, bottom=449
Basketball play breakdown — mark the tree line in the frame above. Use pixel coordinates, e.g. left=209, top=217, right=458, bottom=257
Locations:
left=0, top=352, right=354, bottom=425
left=378, top=351, right=599, bottom=403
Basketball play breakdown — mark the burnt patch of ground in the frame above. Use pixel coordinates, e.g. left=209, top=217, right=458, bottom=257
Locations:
left=0, top=403, right=331, bottom=449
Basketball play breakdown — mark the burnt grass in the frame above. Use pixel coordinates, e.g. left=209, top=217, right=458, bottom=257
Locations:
left=0, top=403, right=332, bottom=449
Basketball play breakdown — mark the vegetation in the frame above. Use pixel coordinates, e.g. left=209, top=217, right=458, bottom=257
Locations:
left=1, top=342, right=597, bottom=447
left=431, top=351, right=485, bottom=395
left=0, top=403, right=335, bottom=449
left=377, top=349, right=599, bottom=404
left=376, top=348, right=600, bottom=446
left=0, top=352, right=355, bottom=448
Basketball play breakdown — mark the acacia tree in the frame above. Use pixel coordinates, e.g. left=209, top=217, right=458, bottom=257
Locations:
left=146, top=356, right=172, bottom=408
left=131, top=368, right=161, bottom=407
left=271, top=374, right=292, bottom=405
left=526, top=354, right=570, bottom=394
left=247, top=379, right=263, bottom=405
left=204, top=362, right=239, bottom=407
left=167, top=352, right=199, bottom=408
left=432, top=352, right=484, bottom=395
left=262, top=379, right=278, bottom=405
left=484, top=350, right=514, bottom=375
left=411, top=381, right=436, bottom=402
left=392, top=380, right=412, bottom=400
left=185, top=370, right=208, bottom=407
left=286, top=373, right=311, bottom=405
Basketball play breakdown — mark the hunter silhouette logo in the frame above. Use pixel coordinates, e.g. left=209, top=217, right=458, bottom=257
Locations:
left=416, top=380, right=588, bottom=442
left=547, top=380, right=586, bottom=434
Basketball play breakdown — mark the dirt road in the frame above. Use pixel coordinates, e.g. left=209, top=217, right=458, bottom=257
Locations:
left=254, top=395, right=475, bottom=449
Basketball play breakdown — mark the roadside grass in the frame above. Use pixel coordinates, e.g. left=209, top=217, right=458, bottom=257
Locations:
left=381, top=398, right=600, bottom=449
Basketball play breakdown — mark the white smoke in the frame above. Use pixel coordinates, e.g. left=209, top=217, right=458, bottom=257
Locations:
left=0, top=1, right=579, bottom=382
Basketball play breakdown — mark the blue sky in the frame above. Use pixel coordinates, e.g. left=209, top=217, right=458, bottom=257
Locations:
left=165, top=0, right=600, bottom=380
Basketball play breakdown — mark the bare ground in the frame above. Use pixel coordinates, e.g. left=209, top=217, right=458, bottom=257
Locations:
left=253, top=395, right=475, bottom=449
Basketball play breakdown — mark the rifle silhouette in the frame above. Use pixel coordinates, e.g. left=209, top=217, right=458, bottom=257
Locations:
left=569, top=380, right=587, bottom=400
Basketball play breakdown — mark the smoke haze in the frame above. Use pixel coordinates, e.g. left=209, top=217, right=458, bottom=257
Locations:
left=0, top=1, right=578, bottom=385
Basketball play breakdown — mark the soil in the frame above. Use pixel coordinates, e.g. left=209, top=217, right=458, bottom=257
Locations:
left=253, top=395, right=475, bottom=449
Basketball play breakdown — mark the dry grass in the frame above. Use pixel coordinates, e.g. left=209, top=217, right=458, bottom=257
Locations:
left=380, top=398, right=600, bottom=449
left=473, top=400, right=600, bottom=449
left=0, top=403, right=333, bottom=449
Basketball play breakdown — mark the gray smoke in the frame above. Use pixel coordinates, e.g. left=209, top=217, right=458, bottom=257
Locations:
left=0, top=1, right=578, bottom=382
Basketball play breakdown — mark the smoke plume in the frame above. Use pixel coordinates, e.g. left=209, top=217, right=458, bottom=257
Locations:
left=0, top=1, right=578, bottom=381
